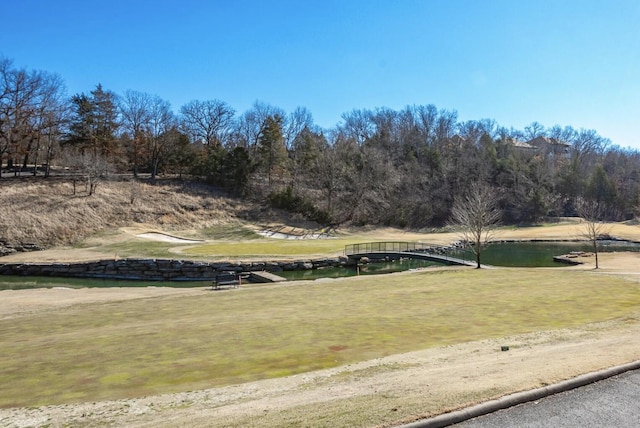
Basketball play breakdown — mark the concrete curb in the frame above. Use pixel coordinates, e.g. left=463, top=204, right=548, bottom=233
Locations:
left=398, top=360, right=640, bottom=428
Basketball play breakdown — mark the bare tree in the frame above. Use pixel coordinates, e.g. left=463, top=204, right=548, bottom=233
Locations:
left=61, top=149, right=113, bottom=195
left=524, top=121, right=546, bottom=140
left=282, top=106, right=314, bottom=150
left=435, top=108, right=458, bottom=142
left=29, top=73, right=67, bottom=176
left=231, top=101, right=284, bottom=152
left=313, top=141, right=339, bottom=217
left=449, top=182, right=501, bottom=268
left=547, top=124, right=576, bottom=143
left=415, top=104, right=438, bottom=145
left=576, top=199, right=611, bottom=269
left=146, top=95, right=175, bottom=181
left=119, top=90, right=152, bottom=177
left=0, top=57, right=68, bottom=177
left=179, top=99, right=235, bottom=146
left=1, top=60, right=42, bottom=174
left=339, top=109, right=373, bottom=146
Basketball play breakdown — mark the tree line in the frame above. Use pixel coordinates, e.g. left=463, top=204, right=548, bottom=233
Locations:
left=1, top=56, right=638, bottom=227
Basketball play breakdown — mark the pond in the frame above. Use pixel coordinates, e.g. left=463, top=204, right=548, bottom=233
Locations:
left=278, top=258, right=442, bottom=281
left=2, top=240, right=640, bottom=289
left=0, top=275, right=206, bottom=291
left=281, top=239, right=640, bottom=280
left=466, top=240, right=640, bottom=267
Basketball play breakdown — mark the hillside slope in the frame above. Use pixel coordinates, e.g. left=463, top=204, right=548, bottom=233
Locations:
left=0, top=177, right=255, bottom=253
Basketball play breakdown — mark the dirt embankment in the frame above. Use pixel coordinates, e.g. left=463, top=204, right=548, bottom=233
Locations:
left=0, top=178, right=247, bottom=252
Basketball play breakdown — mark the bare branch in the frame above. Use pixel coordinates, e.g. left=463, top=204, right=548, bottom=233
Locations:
left=449, top=183, right=501, bottom=268
left=576, top=199, right=612, bottom=269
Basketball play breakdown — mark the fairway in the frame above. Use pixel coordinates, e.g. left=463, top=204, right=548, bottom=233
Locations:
left=94, top=232, right=378, bottom=260
left=2, top=268, right=639, bottom=408
left=57, top=225, right=457, bottom=261
left=180, top=236, right=351, bottom=257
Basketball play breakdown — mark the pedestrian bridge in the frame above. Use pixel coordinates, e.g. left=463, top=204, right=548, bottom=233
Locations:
left=344, top=241, right=478, bottom=267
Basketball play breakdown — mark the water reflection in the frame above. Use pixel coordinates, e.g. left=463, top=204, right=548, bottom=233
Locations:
left=2, top=240, right=639, bottom=289
left=0, top=275, right=205, bottom=291
left=473, top=240, right=640, bottom=267
left=279, top=258, right=442, bottom=281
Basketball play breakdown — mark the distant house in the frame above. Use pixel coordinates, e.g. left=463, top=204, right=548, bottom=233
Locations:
left=448, top=134, right=467, bottom=147
left=505, top=138, right=537, bottom=152
left=525, top=136, right=570, bottom=157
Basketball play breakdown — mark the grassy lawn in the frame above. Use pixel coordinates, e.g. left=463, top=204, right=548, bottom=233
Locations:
left=97, top=235, right=355, bottom=260
left=2, top=268, right=640, bottom=408
left=101, top=234, right=397, bottom=259
left=179, top=232, right=444, bottom=259
left=181, top=237, right=354, bottom=258
left=87, top=220, right=640, bottom=261
left=79, top=221, right=640, bottom=261
left=98, top=240, right=185, bottom=259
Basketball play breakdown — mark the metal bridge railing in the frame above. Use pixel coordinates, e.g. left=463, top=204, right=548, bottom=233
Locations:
left=345, top=241, right=437, bottom=256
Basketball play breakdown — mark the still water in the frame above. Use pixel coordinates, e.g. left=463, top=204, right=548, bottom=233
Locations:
left=475, top=240, right=640, bottom=267
left=2, top=240, right=639, bottom=289
left=283, top=240, right=640, bottom=279
left=278, top=258, right=442, bottom=280
left=0, top=275, right=206, bottom=291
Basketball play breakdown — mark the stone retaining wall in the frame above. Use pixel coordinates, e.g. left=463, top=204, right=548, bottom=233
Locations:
left=0, top=257, right=353, bottom=281
left=0, top=241, right=43, bottom=257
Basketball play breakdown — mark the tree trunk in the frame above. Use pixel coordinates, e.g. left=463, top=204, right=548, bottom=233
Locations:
left=44, top=139, right=53, bottom=178
left=32, top=139, right=40, bottom=176
left=151, top=154, right=159, bottom=184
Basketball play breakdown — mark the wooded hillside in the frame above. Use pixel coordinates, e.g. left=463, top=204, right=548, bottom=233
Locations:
left=2, top=56, right=638, bottom=234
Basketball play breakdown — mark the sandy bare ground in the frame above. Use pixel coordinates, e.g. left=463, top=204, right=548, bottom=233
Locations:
left=136, top=232, right=204, bottom=243
left=1, top=224, right=640, bottom=427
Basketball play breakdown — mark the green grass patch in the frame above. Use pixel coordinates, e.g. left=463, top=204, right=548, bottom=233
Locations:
left=99, top=240, right=191, bottom=259
left=1, top=268, right=639, bottom=408
left=99, top=234, right=358, bottom=259
left=96, top=230, right=367, bottom=259
left=182, top=235, right=369, bottom=258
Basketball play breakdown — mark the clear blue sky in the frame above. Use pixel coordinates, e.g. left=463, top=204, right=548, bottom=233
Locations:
left=3, top=0, right=640, bottom=148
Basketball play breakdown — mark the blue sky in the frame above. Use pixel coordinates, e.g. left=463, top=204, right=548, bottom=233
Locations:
left=3, top=0, right=640, bottom=148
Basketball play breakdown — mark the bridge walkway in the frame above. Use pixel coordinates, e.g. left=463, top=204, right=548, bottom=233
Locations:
left=344, top=241, right=483, bottom=268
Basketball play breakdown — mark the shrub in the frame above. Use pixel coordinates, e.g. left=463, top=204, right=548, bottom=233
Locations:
left=268, top=186, right=332, bottom=225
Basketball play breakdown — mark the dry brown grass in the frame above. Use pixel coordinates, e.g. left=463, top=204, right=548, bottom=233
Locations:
left=0, top=177, right=245, bottom=247
left=1, top=268, right=639, bottom=409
